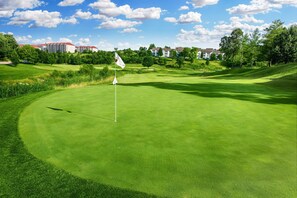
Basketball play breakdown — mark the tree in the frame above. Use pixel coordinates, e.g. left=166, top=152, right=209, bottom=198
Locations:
left=142, top=56, right=154, bottom=67
left=0, top=34, right=8, bottom=59
left=17, top=45, right=39, bottom=64
left=10, top=50, right=19, bottom=66
left=148, top=44, right=156, bottom=50
left=176, top=56, right=184, bottom=68
left=210, top=53, right=217, bottom=61
left=170, top=49, right=177, bottom=59
left=219, top=28, right=244, bottom=67
left=217, top=54, right=223, bottom=61
left=157, top=48, right=163, bottom=57
left=48, top=53, right=56, bottom=65
left=189, top=48, right=198, bottom=63
left=262, top=20, right=285, bottom=66
left=206, top=59, right=210, bottom=65
left=271, top=25, right=297, bottom=64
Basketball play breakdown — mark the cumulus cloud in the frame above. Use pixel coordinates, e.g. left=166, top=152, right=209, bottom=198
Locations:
left=89, top=0, right=162, bottom=19
left=73, top=9, right=113, bottom=21
left=58, top=0, right=84, bottom=6
left=99, top=18, right=141, bottom=29
left=15, top=35, right=32, bottom=43
left=74, top=9, right=92, bottom=19
left=164, top=17, right=178, bottom=23
left=227, top=0, right=297, bottom=15
left=177, top=20, right=269, bottom=47
left=59, top=37, right=73, bottom=43
left=126, top=7, right=162, bottom=19
left=230, top=15, right=264, bottom=24
left=190, top=0, right=219, bottom=8
left=0, top=0, right=43, bottom=17
left=164, top=12, right=202, bottom=24
left=76, top=38, right=91, bottom=45
left=31, top=37, right=53, bottom=44
left=8, top=10, right=77, bottom=28
left=120, top=27, right=141, bottom=33
left=179, top=6, right=189, bottom=10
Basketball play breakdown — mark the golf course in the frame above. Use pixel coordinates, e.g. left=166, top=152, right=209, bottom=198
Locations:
left=1, top=62, right=295, bottom=197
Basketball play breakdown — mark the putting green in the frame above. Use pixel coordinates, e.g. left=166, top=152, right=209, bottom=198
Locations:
left=19, top=74, right=296, bottom=197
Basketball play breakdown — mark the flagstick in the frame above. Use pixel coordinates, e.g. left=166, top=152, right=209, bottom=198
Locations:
left=114, top=61, right=117, bottom=123
left=114, top=48, right=118, bottom=123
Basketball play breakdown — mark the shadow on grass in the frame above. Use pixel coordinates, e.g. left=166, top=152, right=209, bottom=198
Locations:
left=47, top=106, right=114, bottom=122
left=121, top=81, right=297, bottom=105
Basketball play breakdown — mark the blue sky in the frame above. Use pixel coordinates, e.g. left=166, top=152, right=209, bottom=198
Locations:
left=1, top=0, right=296, bottom=50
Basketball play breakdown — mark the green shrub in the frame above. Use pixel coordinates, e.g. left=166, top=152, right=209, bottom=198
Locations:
left=142, top=56, right=154, bottom=67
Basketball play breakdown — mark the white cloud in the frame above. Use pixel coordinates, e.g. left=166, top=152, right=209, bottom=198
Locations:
left=164, top=12, right=202, bottom=24
left=0, top=10, right=14, bottom=18
left=0, top=0, right=43, bottom=17
left=89, top=0, right=162, bottom=19
left=76, top=38, right=91, bottom=45
left=177, top=20, right=269, bottom=48
left=31, top=37, right=53, bottom=44
left=230, top=15, right=264, bottom=24
left=179, top=6, right=189, bottom=10
left=126, top=7, right=162, bottom=19
left=15, top=35, right=32, bottom=43
left=63, top=17, right=78, bottom=24
left=99, top=18, right=141, bottom=29
left=164, top=17, right=178, bottom=23
left=74, top=9, right=92, bottom=19
left=120, top=27, right=141, bottom=33
left=226, top=0, right=297, bottom=15
left=8, top=10, right=77, bottom=28
left=89, top=0, right=131, bottom=17
left=58, top=0, right=84, bottom=6
left=73, top=9, right=112, bottom=21
left=191, top=0, right=219, bottom=8
left=59, top=37, right=73, bottom=43
left=97, top=40, right=114, bottom=51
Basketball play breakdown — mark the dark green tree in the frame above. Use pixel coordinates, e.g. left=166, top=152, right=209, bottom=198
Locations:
left=210, top=53, right=217, bottom=61
left=10, top=50, right=19, bottom=66
left=142, top=56, right=154, bottom=67
left=157, top=48, right=163, bottom=57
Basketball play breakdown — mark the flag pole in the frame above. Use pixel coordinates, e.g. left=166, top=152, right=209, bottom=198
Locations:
left=114, top=48, right=118, bottom=123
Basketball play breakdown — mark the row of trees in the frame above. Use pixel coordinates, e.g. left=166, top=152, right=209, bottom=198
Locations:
left=220, top=20, right=297, bottom=67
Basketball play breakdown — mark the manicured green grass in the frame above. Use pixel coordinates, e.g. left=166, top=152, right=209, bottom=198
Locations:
left=0, top=91, right=155, bottom=197
left=19, top=69, right=296, bottom=197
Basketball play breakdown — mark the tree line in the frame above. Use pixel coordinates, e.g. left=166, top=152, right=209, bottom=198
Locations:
left=219, top=20, right=297, bottom=67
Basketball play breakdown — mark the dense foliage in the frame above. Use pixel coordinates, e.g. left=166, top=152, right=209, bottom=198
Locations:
left=220, top=20, right=297, bottom=67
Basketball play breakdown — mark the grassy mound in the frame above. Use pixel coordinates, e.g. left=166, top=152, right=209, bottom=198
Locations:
left=19, top=72, right=296, bottom=197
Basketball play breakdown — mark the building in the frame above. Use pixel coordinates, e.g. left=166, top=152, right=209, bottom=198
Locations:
left=46, top=42, right=76, bottom=53
left=76, top=46, right=98, bottom=53
left=151, top=47, right=171, bottom=57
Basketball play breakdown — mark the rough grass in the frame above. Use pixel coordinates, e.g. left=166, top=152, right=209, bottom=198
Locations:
left=19, top=66, right=296, bottom=197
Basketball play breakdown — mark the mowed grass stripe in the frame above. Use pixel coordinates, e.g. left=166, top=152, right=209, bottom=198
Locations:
left=19, top=73, right=297, bottom=197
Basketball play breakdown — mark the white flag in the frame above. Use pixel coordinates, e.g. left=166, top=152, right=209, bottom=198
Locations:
left=115, top=52, right=125, bottom=69
left=112, top=77, right=118, bottom=85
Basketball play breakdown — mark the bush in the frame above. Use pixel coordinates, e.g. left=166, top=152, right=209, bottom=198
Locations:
left=10, top=50, right=19, bottom=66
left=79, top=64, right=95, bottom=75
left=206, top=59, right=210, bottom=66
left=99, top=66, right=110, bottom=79
left=142, top=56, right=154, bottom=67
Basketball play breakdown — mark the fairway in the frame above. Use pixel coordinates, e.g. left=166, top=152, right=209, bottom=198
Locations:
left=19, top=73, right=296, bottom=197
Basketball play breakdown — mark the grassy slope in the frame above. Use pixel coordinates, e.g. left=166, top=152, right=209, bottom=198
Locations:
left=0, top=64, right=50, bottom=81
left=0, top=92, right=155, bottom=197
left=19, top=65, right=296, bottom=197
left=1, top=63, right=296, bottom=197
